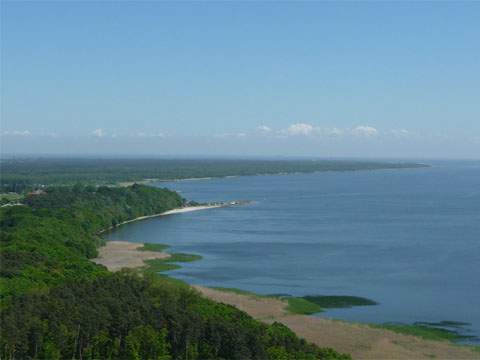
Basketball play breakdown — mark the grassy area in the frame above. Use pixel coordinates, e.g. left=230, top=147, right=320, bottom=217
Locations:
left=376, top=323, right=473, bottom=342
left=207, top=288, right=377, bottom=315
left=0, top=193, right=23, bottom=199
left=209, top=287, right=322, bottom=315
left=0, top=192, right=24, bottom=204
left=211, top=287, right=261, bottom=297
left=168, top=253, right=202, bottom=262
left=210, top=288, right=323, bottom=315
left=285, top=297, right=323, bottom=315
left=303, top=295, right=377, bottom=308
left=143, top=252, right=203, bottom=274
left=415, top=320, right=470, bottom=328
left=144, top=259, right=181, bottom=273
left=139, top=243, right=170, bottom=252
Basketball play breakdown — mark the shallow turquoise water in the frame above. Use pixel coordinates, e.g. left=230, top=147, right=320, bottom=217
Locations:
left=104, top=160, right=480, bottom=341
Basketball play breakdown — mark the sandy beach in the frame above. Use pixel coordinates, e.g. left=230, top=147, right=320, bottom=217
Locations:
left=121, top=204, right=223, bottom=225
left=98, top=204, right=224, bottom=233
left=161, top=204, right=223, bottom=215
left=92, top=240, right=479, bottom=359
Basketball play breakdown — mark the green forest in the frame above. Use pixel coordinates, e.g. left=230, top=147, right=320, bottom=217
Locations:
left=0, top=184, right=350, bottom=360
left=0, top=158, right=427, bottom=192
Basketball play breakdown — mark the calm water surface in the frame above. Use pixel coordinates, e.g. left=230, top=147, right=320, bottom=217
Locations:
left=105, top=161, right=480, bottom=341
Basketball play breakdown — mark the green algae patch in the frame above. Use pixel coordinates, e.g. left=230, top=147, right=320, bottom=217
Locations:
left=303, top=295, right=377, bottom=309
left=285, top=297, right=323, bottom=315
left=208, top=289, right=378, bottom=315
left=283, top=294, right=377, bottom=315
left=212, top=287, right=261, bottom=297
left=209, top=288, right=322, bottom=315
left=144, top=252, right=202, bottom=273
left=415, top=320, right=470, bottom=329
left=167, top=253, right=202, bottom=262
left=376, top=323, right=475, bottom=342
left=139, top=243, right=170, bottom=252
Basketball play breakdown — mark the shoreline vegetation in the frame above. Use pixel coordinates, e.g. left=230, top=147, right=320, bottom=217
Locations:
left=210, top=288, right=377, bottom=315
left=93, top=240, right=479, bottom=359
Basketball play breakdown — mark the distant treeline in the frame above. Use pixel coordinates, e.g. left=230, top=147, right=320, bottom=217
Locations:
left=0, top=184, right=350, bottom=360
left=0, top=158, right=427, bottom=192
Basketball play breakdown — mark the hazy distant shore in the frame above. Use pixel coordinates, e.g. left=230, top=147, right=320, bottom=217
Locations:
left=116, top=162, right=429, bottom=187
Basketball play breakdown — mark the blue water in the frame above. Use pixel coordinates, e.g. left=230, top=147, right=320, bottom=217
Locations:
left=105, top=160, right=480, bottom=341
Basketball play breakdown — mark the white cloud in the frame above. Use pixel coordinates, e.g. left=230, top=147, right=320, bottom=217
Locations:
left=283, top=123, right=315, bottom=136
left=257, top=125, right=272, bottom=133
left=118, top=132, right=166, bottom=138
left=351, top=125, right=378, bottom=137
left=389, top=129, right=410, bottom=138
left=261, top=123, right=381, bottom=139
left=211, top=123, right=392, bottom=141
left=92, top=128, right=104, bottom=138
left=2, top=130, right=31, bottom=136
left=213, top=132, right=247, bottom=139
left=213, top=133, right=228, bottom=139
left=327, top=128, right=344, bottom=137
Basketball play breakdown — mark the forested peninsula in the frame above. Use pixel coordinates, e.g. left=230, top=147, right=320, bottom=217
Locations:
left=0, top=184, right=350, bottom=360
left=0, top=158, right=427, bottom=193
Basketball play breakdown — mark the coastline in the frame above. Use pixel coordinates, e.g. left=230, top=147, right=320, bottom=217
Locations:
left=116, top=163, right=430, bottom=188
left=92, top=240, right=479, bottom=359
left=98, top=204, right=225, bottom=234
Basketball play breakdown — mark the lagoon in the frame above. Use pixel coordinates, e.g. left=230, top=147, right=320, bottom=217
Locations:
left=104, top=160, right=480, bottom=341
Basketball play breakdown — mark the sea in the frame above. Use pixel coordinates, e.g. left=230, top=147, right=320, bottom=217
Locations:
left=104, top=160, right=480, bottom=342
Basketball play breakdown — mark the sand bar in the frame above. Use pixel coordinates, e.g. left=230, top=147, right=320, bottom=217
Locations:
left=93, top=241, right=170, bottom=272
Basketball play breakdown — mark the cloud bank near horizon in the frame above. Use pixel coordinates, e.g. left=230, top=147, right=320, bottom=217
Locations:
left=2, top=121, right=479, bottom=159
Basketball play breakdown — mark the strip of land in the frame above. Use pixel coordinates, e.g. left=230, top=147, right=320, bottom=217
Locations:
left=161, top=205, right=223, bottom=215
left=99, top=204, right=225, bottom=233
left=92, top=240, right=479, bottom=360
left=120, top=204, right=224, bottom=225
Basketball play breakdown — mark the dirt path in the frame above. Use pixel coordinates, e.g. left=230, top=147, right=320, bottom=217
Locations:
left=194, top=286, right=479, bottom=360
left=93, top=241, right=479, bottom=359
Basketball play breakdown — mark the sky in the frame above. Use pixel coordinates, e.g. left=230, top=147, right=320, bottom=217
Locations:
left=1, top=1, right=479, bottom=158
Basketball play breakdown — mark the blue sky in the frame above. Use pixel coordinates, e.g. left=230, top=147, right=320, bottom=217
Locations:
left=1, top=1, right=479, bottom=158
